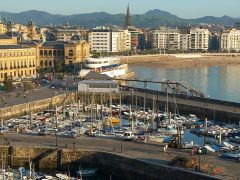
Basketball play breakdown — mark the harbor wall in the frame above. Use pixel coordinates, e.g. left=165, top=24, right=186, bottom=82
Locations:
left=0, top=146, right=219, bottom=180
left=0, top=92, right=76, bottom=120
left=125, top=89, right=240, bottom=124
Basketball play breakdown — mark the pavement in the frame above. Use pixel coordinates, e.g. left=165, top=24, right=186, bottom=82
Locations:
left=0, top=77, right=78, bottom=108
left=1, top=133, right=240, bottom=180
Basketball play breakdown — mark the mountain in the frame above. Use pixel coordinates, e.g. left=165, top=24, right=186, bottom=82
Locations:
left=0, top=9, right=239, bottom=27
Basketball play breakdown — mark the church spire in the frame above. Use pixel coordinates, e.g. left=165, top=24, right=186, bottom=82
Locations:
left=125, top=4, right=131, bottom=28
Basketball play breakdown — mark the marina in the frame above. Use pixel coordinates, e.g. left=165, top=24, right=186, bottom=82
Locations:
left=0, top=97, right=240, bottom=179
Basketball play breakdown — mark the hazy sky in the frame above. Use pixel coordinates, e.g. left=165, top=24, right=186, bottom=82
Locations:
left=1, top=0, right=239, bottom=18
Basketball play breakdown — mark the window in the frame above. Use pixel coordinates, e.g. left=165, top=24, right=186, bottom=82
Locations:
left=44, top=50, right=48, bottom=56
left=57, top=50, right=61, bottom=56
left=68, top=49, right=74, bottom=57
left=40, top=50, right=43, bottom=56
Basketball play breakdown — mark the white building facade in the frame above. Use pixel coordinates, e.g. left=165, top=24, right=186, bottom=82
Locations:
left=152, top=27, right=180, bottom=50
left=221, top=29, right=240, bottom=52
left=89, top=26, right=131, bottom=52
left=189, top=28, right=209, bottom=50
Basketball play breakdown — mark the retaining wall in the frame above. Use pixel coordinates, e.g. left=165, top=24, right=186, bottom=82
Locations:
left=0, top=146, right=219, bottom=180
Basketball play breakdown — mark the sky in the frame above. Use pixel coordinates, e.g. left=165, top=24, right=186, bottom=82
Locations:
left=0, top=0, right=239, bottom=19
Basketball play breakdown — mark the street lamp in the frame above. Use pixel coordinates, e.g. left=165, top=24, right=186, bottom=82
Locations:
left=120, top=136, right=123, bottom=153
left=198, top=148, right=202, bottom=172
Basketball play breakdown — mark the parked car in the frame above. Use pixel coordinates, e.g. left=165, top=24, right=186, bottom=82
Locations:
left=0, top=127, right=9, bottom=135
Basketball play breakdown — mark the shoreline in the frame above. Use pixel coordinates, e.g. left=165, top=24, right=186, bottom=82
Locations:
left=121, top=55, right=240, bottom=68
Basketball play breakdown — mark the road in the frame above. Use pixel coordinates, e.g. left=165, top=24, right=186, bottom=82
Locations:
left=0, top=78, right=78, bottom=108
left=2, top=133, right=240, bottom=180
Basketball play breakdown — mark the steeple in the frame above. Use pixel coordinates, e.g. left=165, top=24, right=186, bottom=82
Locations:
left=125, top=4, right=131, bottom=28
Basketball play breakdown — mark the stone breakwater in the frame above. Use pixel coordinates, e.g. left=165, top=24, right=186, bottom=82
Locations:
left=0, top=92, right=76, bottom=120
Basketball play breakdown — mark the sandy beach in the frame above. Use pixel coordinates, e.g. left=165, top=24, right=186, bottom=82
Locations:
left=123, top=56, right=240, bottom=68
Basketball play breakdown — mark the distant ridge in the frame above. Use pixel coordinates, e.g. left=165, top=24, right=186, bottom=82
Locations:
left=0, top=9, right=239, bottom=27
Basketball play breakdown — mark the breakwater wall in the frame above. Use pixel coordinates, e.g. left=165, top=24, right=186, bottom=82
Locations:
left=78, top=88, right=240, bottom=124
left=0, top=146, right=218, bottom=180
left=124, top=88, right=240, bottom=124
left=0, top=92, right=76, bottom=120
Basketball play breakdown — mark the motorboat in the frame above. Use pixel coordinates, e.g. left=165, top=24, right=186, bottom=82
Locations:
left=123, top=131, right=134, bottom=141
left=76, top=168, right=98, bottom=177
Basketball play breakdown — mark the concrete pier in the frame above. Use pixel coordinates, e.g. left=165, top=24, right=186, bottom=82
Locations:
left=123, top=88, right=240, bottom=124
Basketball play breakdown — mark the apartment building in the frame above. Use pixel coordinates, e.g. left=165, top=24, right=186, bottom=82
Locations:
left=189, top=28, right=209, bottom=50
left=152, top=27, right=180, bottom=50
left=221, top=29, right=240, bottom=52
left=89, top=26, right=131, bottom=52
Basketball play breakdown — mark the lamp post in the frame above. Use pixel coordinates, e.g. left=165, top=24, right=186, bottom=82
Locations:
left=55, top=106, right=58, bottom=147
left=198, top=148, right=202, bottom=172
left=120, top=136, right=123, bottom=154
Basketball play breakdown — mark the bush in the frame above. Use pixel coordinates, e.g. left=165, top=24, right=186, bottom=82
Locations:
left=3, top=77, right=14, bottom=92
left=169, top=156, right=197, bottom=168
left=23, top=81, right=34, bottom=91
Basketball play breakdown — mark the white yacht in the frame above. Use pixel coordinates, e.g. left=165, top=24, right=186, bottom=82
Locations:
left=84, top=57, right=120, bottom=69
left=79, top=57, right=129, bottom=78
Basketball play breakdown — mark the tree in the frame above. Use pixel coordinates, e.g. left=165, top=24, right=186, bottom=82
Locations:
left=57, top=73, right=64, bottom=80
left=55, top=63, right=63, bottom=73
left=3, top=77, right=14, bottom=93
left=23, top=81, right=34, bottom=91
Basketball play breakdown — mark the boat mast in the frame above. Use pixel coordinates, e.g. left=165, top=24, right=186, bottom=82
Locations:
left=119, top=93, right=122, bottom=129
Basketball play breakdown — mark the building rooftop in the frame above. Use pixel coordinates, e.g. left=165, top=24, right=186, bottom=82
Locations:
left=41, top=41, right=64, bottom=49
left=0, top=34, right=11, bottom=39
left=0, top=44, right=31, bottom=50
left=80, top=80, right=116, bottom=84
left=4, top=31, right=22, bottom=38
left=20, top=40, right=41, bottom=46
left=83, top=71, right=112, bottom=80
left=0, top=45, right=31, bottom=49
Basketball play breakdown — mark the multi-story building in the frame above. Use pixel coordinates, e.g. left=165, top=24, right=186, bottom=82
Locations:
left=0, top=20, right=7, bottom=34
left=53, top=24, right=89, bottom=42
left=189, top=28, right=209, bottom=50
left=179, top=28, right=190, bottom=50
left=64, top=40, right=90, bottom=65
left=39, top=37, right=90, bottom=70
left=118, top=29, right=131, bottom=51
left=89, top=26, right=131, bottom=52
left=0, top=44, right=37, bottom=82
left=39, top=41, right=65, bottom=69
left=152, top=27, right=180, bottom=50
left=220, top=29, right=240, bottom=52
left=0, top=34, right=17, bottom=45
